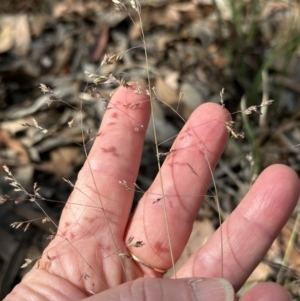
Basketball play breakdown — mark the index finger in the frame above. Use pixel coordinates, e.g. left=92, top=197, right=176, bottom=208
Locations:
left=58, top=85, right=150, bottom=241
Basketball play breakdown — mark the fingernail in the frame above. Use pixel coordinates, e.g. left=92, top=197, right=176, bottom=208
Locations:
left=189, top=278, right=234, bottom=301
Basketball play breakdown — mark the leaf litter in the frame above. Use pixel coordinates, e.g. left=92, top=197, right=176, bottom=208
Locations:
left=0, top=0, right=300, bottom=298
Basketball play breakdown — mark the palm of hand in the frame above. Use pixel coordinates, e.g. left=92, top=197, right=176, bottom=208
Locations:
left=5, top=86, right=299, bottom=301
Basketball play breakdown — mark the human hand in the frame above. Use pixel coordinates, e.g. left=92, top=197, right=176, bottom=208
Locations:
left=5, top=86, right=299, bottom=301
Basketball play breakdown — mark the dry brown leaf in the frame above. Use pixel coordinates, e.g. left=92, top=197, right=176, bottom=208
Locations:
left=156, top=32, right=181, bottom=51
left=52, top=2, right=85, bottom=18
left=129, top=5, right=181, bottom=40
left=50, top=146, right=85, bottom=179
left=0, top=129, right=30, bottom=164
left=30, top=15, right=48, bottom=37
left=164, top=71, right=179, bottom=91
left=207, top=44, right=227, bottom=69
left=0, top=16, right=14, bottom=53
left=150, top=6, right=181, bottom=28
left=246, top=262, right=272, bottom=282
left=13, top=15, right=31, bottom=56
left=213, top=0, right=232, bottom=20
left=169, top=2, right=199, bottom=13
left=260, top=0, right=296, bottom=19
left=92, top=25, right=109, bottom=62
left=280, top=224, right=300, bottom=269
left=179, top=82, right=205, bottom=119
left=0, top=14, right=32, bottom=55
left=52, top=37, right=74, bottom=74
left=155, top=77, right=178, bottom=106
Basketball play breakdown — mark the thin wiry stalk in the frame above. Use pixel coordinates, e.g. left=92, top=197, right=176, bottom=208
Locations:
left=44, top=218, right=105, bottom=288
left=152, top=87, right=186, bottom=123
left=4, top=166, right=108, bottom=288
left=202, top=147, right=224, bottom=278
left=137, top=10, right=176, bottom=276
left=259, top=70, right=269, bottom=128
left=276, top=211, right=300, bottom=284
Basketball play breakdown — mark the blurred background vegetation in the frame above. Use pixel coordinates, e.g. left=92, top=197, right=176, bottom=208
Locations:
left=0, top=0, right=300, bottom=299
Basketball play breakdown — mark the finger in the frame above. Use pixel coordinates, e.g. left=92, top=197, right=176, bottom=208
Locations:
left=82, top=278, right=234, bottom=301
left=239, top=282, right=291, bottom=301
left=176, top=164, right=299, bottom=291
left=125, top=103, right=231, bottom=271
left=58, top=85, right=150, bottom=240
left=4, top=268, right=88, bottom=301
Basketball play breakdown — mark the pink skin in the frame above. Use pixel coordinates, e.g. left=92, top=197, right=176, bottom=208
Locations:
left=239, top=282, right=292, bottom=301
left=4, top=86, right=299, bottom=301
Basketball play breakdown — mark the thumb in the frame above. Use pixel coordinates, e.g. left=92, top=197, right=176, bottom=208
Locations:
left=82, top=278, right=234, bottom=301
